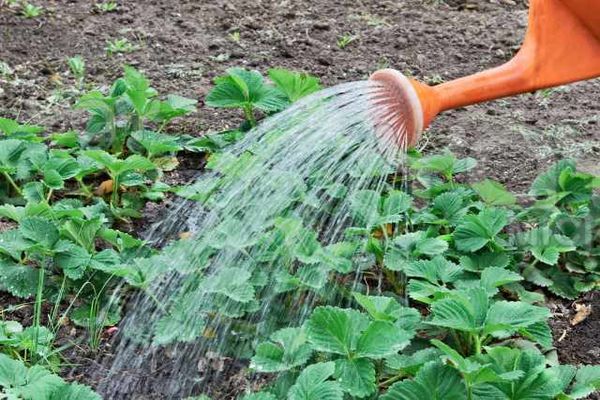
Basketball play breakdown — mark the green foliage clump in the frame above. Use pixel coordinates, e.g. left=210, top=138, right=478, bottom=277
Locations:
left=206, top=67, right=321, bottom=127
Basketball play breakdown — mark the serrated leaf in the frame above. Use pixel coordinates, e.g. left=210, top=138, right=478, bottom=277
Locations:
left=0, top=259, right=39, bottom=298
left=288, top=362, right=343, bottom=400
left=381, top=361, right=467, bottom=400
left=207, top=68, right=287, bottom=112
left=352, top=293, right=402, bottom=322
left=480, top=267, right=522, bottom=295
left=131, top=130, right=182, bottom=158
left=268, top=68, right=321, bottom=102
left=334, top=358, right=375, bottom=398
left=460, top=252, right=510, bottom=272
left=484, top=301, right=550, bottom=335
left=521, top=227, right=575, bottom=265
left=355, top=320, right=412, bottom=358
left=454, top=208, right=508, bottom=252
left=569, top=365, right=600, bottom=399
left=385, top=348, right=441, bottom=375
left=49, top=382, right=102, bottom=400
left=306, top=307, right=368, bottom=356
left=251, top=327, right=313, bottom=373
left=0, top=354, right=64, bottom=399
left=19, top=217, right=59, bottom=248
left=428, top=288, right=489, bottom=332
left=405, top=256, right=463, bottom=284
left=472, top=179, right=516, bottom=206
left=202, top=267, right=255, bottom=303
left=350, top=190, right=381, bottom=228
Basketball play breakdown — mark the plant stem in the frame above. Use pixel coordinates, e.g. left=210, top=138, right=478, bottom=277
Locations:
left=32, top=266, right=45, bottom=364
left=243, top=105, right=256, bottom=127
left=2, top=171, right=22, bottom=196
left=379, top=373, right=405, bottom=388
left=473, top=334, right=482, bottom=355
left=110, top=175, right=119, bottom=206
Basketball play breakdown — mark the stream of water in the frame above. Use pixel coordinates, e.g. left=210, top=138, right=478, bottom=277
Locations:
left=97, top=80, right=408, bottom=399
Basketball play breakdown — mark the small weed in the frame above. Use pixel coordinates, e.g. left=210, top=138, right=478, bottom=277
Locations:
left=95, top=1, right=117, bottom=13
left=228, top=31, right=241, bottom=43
left=67, top=56, right=85, bottom=87
left=0, top=61, right=13, bottom=77
left=337, top=33, right=357, bottom=49
left=105, top=38, right=138, bottom=56
left=424, top=74, right=445, bottom=85
left=20, top=3, right=43, bottom=18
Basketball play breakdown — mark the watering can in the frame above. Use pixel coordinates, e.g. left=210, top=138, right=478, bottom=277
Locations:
left=370, top=0, right=600, bottom=148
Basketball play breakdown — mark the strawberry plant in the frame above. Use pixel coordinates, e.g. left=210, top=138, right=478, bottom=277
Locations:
left=205, top=68, right=320, bottom=127
left=76, top=66, right=196, bottom=153
left=0, top=354, right=100, bottom=399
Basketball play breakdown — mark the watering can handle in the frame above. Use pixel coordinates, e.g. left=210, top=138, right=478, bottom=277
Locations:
left=412, top=0, right=600, bottom=128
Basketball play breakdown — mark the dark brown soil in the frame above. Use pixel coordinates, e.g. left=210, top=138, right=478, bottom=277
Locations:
left=1, top=0, right=599, bottom=398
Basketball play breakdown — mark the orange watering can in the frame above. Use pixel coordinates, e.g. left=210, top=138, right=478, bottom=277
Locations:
left=370, top=0, right=600, bottom=148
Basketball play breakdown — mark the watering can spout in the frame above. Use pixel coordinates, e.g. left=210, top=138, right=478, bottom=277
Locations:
left=370, top=0, right=600, bottom=147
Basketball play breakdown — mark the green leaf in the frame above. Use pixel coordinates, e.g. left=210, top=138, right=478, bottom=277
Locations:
left=460, top=252, right=510, bottom=272
left=385, top=232, right=448, bottom=271
left=484, top=301, right=550, bottom=335
left=355, top=320, right=412, bottom=358
left=131, top=130, right=182, bottom=158
left=240, top=393, right=277, bottom=400
left=251, top=327, right=313, bottom=373
left=334, top=358, right=376, bottom=398
left=520, top=227, right=575, bottom=265
left=0, top=259, right=39, bottom=298
left=61, top=217, right=104, bottom=253
left=405, top=256, right=463, bottom=284
left=411, top=151, right=476, bottom=179
left=529, top=159, right=595, bottom=205
left=153, top=303, right=206, bottom=346
left=476, top=347, right=573, bottom=400
left=151, top=95, right=197, bottom=122
left=207, top=218, right=259, bottom=250
left=206, top=68, right=288, bottom=112
left=428, top=289, right=487, bottom=332
left=19, top=217, right=59, bottom=248
left=22, top=182, right=46, bottom=203
left=202, top=267, right=255, bottom=303
left=472, top=179, right=516, bottom=206
left=480, top=267, right=522, bottom=295
left=0, top=354, right=64, bottom=399
left=288, top=362, right=343, bottom=400
left=385, top=348, right=442, bottom=375
left=569, top=366, right=600, bottom=399
left=352, top=293, right=403, bottom=322
left=268, top=68, right=321, bottom=102
left=350, top=190, right=381, bottom=228
left=49, top=382, right=102, bottom=400
left=54, top=242, right=91, bottom=279
left=427, top=191, right=470, bottom=226
left=50, top=131, right=79, bottom=148
left=519, top=321, right=553, bottom=349
left=381, top=361, right=467, bottom=400
left=454, top=208, right=508, bottom=252
left=0, top=230, right=29, bottom=260
left=381, top=190, right=412, bottom=219
left=306, top=306, right=368, bottom=356
left=84, top=150, right=155, bottom=176
left=0, top=118, right=44, bottom=139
